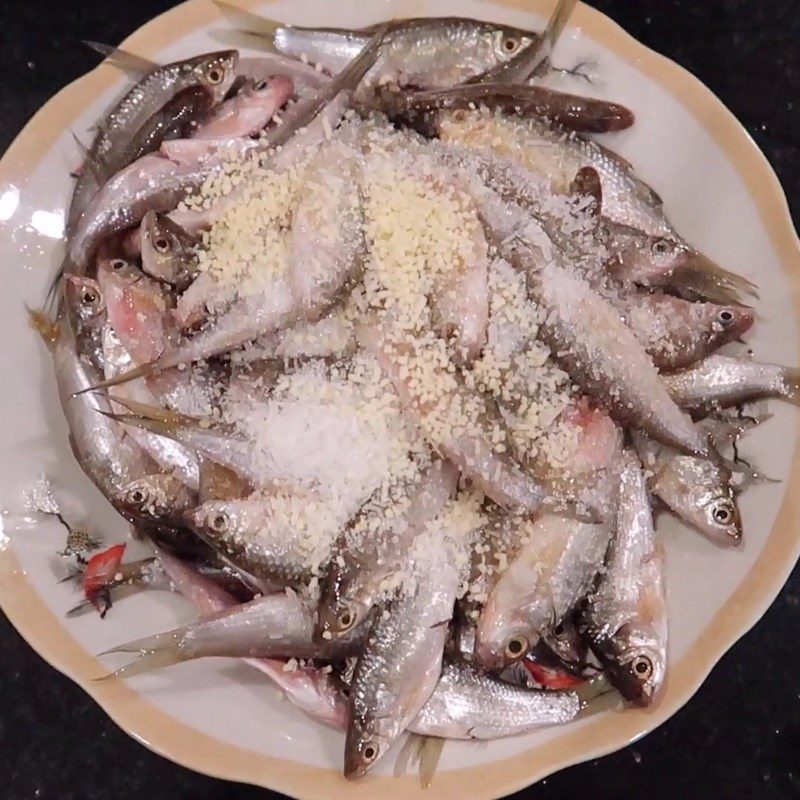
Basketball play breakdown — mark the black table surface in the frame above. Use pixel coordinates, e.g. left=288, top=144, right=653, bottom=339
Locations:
left=1, top=2, right=799, bottom=799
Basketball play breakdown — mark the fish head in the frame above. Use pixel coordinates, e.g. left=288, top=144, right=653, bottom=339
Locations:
left=316, top=567, right=372, bottom=642
left=696, top=490, right=742, bottom=547
left=608, top=227, right=691, bottom=286
left=65, top=276, right=106, bottom=330
left=115, top=474, right=193, bottom=520
left=189, top=50, right=239, bottom=103
left=97, top=257, right=171, bottom=364
left=485, top=27, right=535, bottom=64
left=683, top=460, right=743, bottom=547
left=474, top=618, right=536, bottom=671
left=141, top=211, right=196, bottom=288
left=601, top=625, right=667, bottom=707
left=706, top=304, right=755, bottom=345
left=97, top=255, right=141, bottom=287
left=250, top=74, right=294, bottom=103
left=186, top=498, right=257, bottom=542
left=343, top=713, right=394, bottom=780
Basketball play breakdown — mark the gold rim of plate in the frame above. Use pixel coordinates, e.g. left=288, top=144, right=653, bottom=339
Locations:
left=1, top=1, right=799, bottom=798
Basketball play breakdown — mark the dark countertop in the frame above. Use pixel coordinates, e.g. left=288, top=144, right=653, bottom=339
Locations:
left=1, top=2, right=799, bottom=799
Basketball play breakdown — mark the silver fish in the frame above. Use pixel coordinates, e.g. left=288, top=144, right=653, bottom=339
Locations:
left=344, top=530, right=465, bottom=779
left=152, top=544, right=348, bottom=728
left=216, top=4, right=536, bottom=88
left=462, top=166, right=709, bottom=457
left=633, top=431, right=742, bottom=547
left=103, top=590, right=363, bottom=679
left=185, top=491, right=330, bottom=587
left=67, top=148, right=241, bottom=274
left=68, top=50, right=238, bottom=233
left=140, top=211, right=200, bottom=291
left=504, top=237, right=709, bottom=457
left=63, top=275, right=106, bottom=369
left=409, top=658, right=592, bottom=739
left=438, top=110, right=757, bottom=303
left=605, top=221, right=758, bottom=306
left=474, top=513, right=611, bottom=671
left=316, top=461, right=457, bottom=641
left=663, top=354, right=800, bottom=410
left=192, top=74, right=294, bottom=140
left=621, top=293, right=754, bottom=372
left=578, top=449, right=668, bottom=706
left=29, top=311, right=159, bottom=507
left=358, top=320, right=579, bottom=515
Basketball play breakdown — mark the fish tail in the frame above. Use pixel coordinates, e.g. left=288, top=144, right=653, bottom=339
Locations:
left=97, top=647, right=185, bottom=681
left=26, top=306, right=59, bottom=349
left=98, top=409, right=187, bottom=443
left=779, top=367, right=800, bottom=408
left=673, top=252, right=759, bottom=305
left=213, top=1, right=283, bottom=42
left=417, top=736, right=445, bottom=789
left=576, top=674, right=617, bottom=715
left=71, top=360, right=160, bottom=396
left=83, top=40, right=159, bottom=75
left=107, top=394, right=199, bottom=426
left=543, top=0, right=579, bottom=53
left=99, top=629, right=182, bottom=656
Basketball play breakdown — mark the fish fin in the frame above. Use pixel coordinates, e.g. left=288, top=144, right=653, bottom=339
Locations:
left=720, top=456, right=780, bottom=487
left=576, top=674, right=618, bottom=714
left=212, top=1, right=283, bottom=41
left=96, top=646, right=184, bottom=681
left=198, top=457, right=252, bottom=502
left=569, top=166, right=603, bottom=216
left=417, top=736, right=445, bottom=789
left=27, top=306, right=59, bottom=349
left=83, top=40, right=159, bottom=74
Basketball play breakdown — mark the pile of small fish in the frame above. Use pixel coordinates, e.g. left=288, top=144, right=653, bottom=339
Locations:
left=31, top=0, right=800, bottom=784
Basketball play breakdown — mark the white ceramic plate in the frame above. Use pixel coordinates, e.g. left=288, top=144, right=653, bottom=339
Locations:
left=1, top=2, right=799, bottom=798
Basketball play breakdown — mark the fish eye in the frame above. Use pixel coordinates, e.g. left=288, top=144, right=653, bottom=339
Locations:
left=717, top=309, right=735, bottom=326
left=130, top=489, right=146, bottom=505
left=205, top=66, right=225, bottom=86
left=651, top=238, right=672, bottom=256
left=505, top=634, right=529, bottom=659
left=254, top=79, right=269, bottom=91
left=631, top=655, right=653, bottom=679
left=360, top=741, right=380, bottom=764
left=711, top=501, right=733, bottom=525
left=210, top=513, right=228, bottom=532
left=503, top=36, right=520, bottom=53
left=451, top=108, right=468, bottom=123
left=154, top=236, right=172, bottom=254
left=110, top=258, right=128, bottom=271
left=81, top=287, right=98, bottom=305
left=336, top=608, right=355, bottom=632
